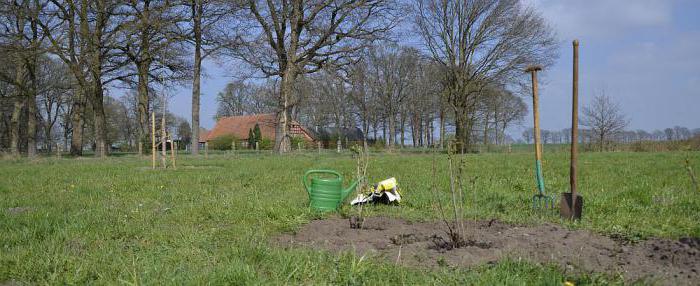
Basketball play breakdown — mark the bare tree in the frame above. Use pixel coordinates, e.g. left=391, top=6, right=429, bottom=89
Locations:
left=414, top=0, right=557, bottom=152
left=119, top=0, right=190, bottom=154
left=187, top=0, right=243, bottom=155
left=215, top=79, right=277, bottom=118
left=581, top=93, right=629, bottom=152
left=215, top=80, right=252, bottom=118
left=0, top=0, right=44, bottom=157
left=236, top=0, right=398, bottom=153
left=521, top=128, right=533, bottom=144
left=38, top=0, right=128, bottom=157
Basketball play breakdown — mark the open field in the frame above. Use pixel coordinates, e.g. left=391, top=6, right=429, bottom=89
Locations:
left=1, top=151, right=699, bottom=284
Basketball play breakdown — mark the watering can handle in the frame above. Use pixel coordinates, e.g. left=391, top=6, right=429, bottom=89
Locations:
left=303, top=170, right=342, bottom=194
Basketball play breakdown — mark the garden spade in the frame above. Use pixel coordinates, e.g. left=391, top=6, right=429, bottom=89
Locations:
left=526, top=65, right=555, bottom=209
left=561, top=40, right=584, bottom=219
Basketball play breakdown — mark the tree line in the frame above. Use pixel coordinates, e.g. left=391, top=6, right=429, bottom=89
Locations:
left=520, top=94, right=699, bottom=152
left=1, top=0, right=559, bottom=157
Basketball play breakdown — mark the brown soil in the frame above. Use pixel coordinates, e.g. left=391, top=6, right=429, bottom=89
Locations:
left=274, top=217, right=699, bottom=285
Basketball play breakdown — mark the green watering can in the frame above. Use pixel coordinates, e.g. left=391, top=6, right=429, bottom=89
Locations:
left=303, top=170, right=358, bottom=211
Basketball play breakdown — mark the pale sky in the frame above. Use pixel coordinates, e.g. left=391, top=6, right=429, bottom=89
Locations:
left=161, top=0, right=699, bottom=136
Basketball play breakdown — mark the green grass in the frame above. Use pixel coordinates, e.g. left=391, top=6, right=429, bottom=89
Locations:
left=1, top=151, right=698, bottom=284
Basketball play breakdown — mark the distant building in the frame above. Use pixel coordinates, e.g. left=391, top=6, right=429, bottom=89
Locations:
left=312, top=127, right=366, bottom=148
left=205, top=114, right=315, bottom=146
left=197, top=128, right=210, bottom=150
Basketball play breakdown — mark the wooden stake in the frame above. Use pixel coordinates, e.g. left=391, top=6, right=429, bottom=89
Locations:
left=317, top=141, right=321, bottom=154
left=205, top=142, right=208, bottom=159
left=161, top=97, right=167, bottom=169
left=170, top=135, right=176, bottom=170
left=151, top=112, right=156, bottom=169
left=570, top=40, right=580, bottom=216
left=56, top=144, right=61, bottom=159
left=138, top=142, right=143, bottom=156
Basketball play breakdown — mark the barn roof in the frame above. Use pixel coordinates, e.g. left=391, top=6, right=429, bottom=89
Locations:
left=198, top=128, right=210, bottom=143
left=206, top=114, right=315, bottom=142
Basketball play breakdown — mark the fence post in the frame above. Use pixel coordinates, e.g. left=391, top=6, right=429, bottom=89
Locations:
left=170, top=135, right=177, bottom=170
left=151, top=112, right=156, bottom=169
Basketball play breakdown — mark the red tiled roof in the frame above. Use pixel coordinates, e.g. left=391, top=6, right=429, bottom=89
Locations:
left=206, top=114, right=314, bottom=142
left=198, top=128, right=210, bottom=143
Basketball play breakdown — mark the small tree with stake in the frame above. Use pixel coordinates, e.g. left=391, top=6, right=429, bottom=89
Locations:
left=253, top=123, right=262, bottom=145
left=247, top=128, right=255, bottom=149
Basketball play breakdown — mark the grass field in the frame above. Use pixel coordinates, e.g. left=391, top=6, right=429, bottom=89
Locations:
left=1, top=151, right=699, bottom=284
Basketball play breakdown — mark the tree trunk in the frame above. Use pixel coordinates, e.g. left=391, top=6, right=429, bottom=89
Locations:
left=439, top=108, right=445, bottom=149
left=388, top=111, right=395, bottom=148
left=27, top=11, right=39, bottom=158
left=92, top=82, right=108, bottom=157
left=427, top=117, right=433, bottom=147
left=9, top=98, right=24, bottom=157
left=372, top=119, right=378, bottom=142
left=410, top=114, right=418, bottom=147
left=137, top=62, right=150, bottom=150
left=399, top=114, right=405, bottom=148
left=44, top=113, right=53, bottom=153
left=275, top=68, right=296, bottom=153
left=70, top=88, right=84, bottom=156
left=482, top=112, right=489, bottom=152
left=190, top=0, right=202, bottom=155
left=381, top=116, right=386, bottom=145
left=26, top=90, right=37, bottom=158
left=455, top=112, right=468, bottom=153
left=419, top=116, right=424, bottom=147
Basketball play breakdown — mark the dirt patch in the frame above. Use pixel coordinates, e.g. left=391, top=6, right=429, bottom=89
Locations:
left=6, top=207, right=33, bottom=215
left=274, top=217, right=699, bottom=285
left=134, top=165, right=224, bottom=171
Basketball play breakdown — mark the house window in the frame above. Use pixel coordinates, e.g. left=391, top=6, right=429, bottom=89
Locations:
left=290, top=124, right=302, bottom=135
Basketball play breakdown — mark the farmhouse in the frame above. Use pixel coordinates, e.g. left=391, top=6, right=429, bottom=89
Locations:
left=205, top=114, right=315, bottom=146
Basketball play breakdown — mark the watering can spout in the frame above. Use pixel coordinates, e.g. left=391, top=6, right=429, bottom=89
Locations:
left=341, top=179, right=359, bottom=201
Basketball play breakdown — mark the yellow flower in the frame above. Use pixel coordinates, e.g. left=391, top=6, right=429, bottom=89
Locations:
left=564, top=282, right=575, bottom=286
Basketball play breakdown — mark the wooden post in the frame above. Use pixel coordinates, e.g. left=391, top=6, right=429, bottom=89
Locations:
left=151, top=112, right=156, bottom=169
left=161, top=109, right=167, bottom=169
left=255, top=141, right=259, bottom=152
left=170, top=135, right=176, bottom=170
left=205, top=142, right=208, bottom=159
left=526, top=65, right=545, bottom=196
left=56, top=144, right=61, bottom=159
left=570, top=40, right=580, bottom=216
left=337, top=138, right=341, bottom=153
left=138, top=141, right=142, bottom=156
left=317, top=141, right=321, bottom=154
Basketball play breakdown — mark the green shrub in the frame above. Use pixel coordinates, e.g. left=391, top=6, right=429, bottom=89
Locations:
left=259, top=138, right=273, bottom=150
left=291, top=137, right=309, bottom=149
left=208, top=134, right=237, bottom=150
